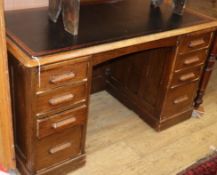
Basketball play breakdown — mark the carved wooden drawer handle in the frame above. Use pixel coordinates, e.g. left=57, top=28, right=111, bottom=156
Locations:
left=179, top=73, right=196, bottom=81
left=173, top=96, right=189, bottom=104
left=52, top=117, right=77, bottom=129
left=49, top=142, right=72, bottom=154
left=50, top=72, right=75, bottom=84
left=188, top=39, right=205, bottom=48
left=184, top=57, right=200, bottom=65
left=49, top=94, right=74, bottom=106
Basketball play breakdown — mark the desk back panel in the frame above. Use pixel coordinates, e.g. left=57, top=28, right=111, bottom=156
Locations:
left=107, top=47, right=174, bottom=119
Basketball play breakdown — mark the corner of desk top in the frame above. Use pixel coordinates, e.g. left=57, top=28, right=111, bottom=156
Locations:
left=6, top=37, right=92, bottom=68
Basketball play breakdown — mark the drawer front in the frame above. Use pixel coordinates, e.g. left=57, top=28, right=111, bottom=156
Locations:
left=36, top=83, right=87, bottom=115
left=35, top=126, right=83, bottom=170
left=37, top=105, right=87, bottom=139
left=162, top=82, right=197, bottom=118
left=179, top=32, right=212, bottom=54
left=38, top=61, right=89, bottom=91
left=175, top=49, right=207, bottom=71
left=171, top=66, right=202, bottom=88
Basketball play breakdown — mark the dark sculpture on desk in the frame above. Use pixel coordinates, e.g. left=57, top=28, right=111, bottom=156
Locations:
left=49, top=0, right=80, bottom=36
left=49, top=0, right=186, bottom=36
left=151, top=0, right=186, bottom=15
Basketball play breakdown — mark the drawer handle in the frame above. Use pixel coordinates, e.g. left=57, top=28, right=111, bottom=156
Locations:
left=50, top=72, right=75, bottom=84
left=49, top=94, right=74, bottom=106
left=184, top=56, right=200, bottom=65
left=49, top=142, right=72, bottom=154
left=179, top=73, right=196, bottom=81
left=52, top=117, right=77, bottom=129
left=188, top=39, right=205, bottom=48
left=173, top=96, right=189, bottom=104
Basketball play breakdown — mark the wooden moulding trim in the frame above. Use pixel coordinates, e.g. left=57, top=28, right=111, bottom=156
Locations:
left=7, top=21, right=217, bottom=68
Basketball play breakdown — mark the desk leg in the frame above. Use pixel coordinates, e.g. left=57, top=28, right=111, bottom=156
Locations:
left=195, top=34, right=217, bottom=108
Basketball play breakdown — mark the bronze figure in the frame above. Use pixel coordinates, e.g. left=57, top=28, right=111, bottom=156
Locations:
left=151, top=0, right=187, bottom=15
left=49, top=0, right=80, bottom=36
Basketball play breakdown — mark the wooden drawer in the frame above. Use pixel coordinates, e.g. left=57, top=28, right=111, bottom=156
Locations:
left=36, top=105, right=87, bottom=139
left=171, top=66, right=202, bottom=88
left=38, top=61, right=89, bottom=91
left=179, top=32, right=212, bottom=54
left=36, top=83, right=88, bottom=115
left=35, top=126, right=83, bottom=170
left=162, top=82, right=197, bottom=118
left=175, top=49, right=207, bottom=71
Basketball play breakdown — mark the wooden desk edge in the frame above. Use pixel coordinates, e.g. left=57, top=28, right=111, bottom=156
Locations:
left=7, top=21, right=217, bottom=68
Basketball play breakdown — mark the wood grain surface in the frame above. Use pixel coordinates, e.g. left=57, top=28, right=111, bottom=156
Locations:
left=0, top=0, right=15, bottom=170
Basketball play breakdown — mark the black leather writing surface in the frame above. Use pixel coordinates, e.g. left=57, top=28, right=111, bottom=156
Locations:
left=5, top=0, right=211, bottom=57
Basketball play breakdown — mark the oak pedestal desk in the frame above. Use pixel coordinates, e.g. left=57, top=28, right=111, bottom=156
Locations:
left=5, top=1, right=217, bottom=175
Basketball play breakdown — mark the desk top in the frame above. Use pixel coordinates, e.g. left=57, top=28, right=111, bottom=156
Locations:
left=5, top=0, right=217, bottom=67
left=187, top=0, right=217, bottom=19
